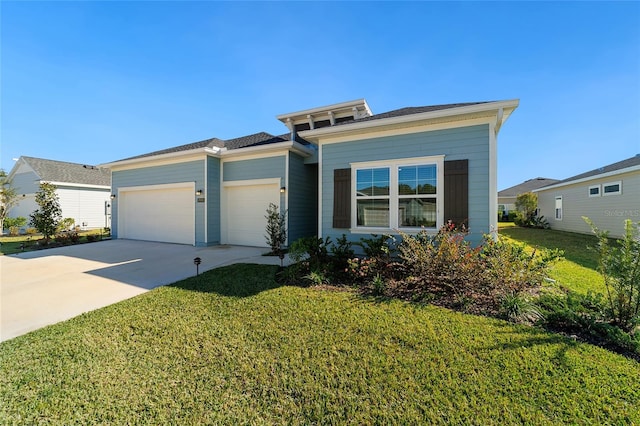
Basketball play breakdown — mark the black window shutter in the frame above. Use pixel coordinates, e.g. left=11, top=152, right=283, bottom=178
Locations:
left=444, top=160, right=468, bottom=228
left=333, top=168, right=351, bottom=228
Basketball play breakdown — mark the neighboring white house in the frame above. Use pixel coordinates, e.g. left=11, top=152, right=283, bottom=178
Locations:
left=498, top=177, right=559, bottom=219
left=534, top=155, right=640, bottom=238
left=7, top=156, right=112, bottom=230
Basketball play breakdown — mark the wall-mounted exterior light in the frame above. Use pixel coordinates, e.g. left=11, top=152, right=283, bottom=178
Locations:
left=110, top=194, right=116, bottom=200
left=195, top=189, right=203, bottom=196
left=280, top=186, right=286, bottom=193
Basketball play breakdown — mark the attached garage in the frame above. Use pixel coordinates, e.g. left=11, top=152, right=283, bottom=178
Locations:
left=118, top=182, right=195, bottom=245
left=223, top=179, right=281, bottom=247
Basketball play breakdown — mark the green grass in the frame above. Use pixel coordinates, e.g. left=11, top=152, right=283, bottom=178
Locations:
left=0, top=229, right=108, bottom=255
left=498, top=223, right=605, bottom=294
left=1, top=264, right=638, bottom=424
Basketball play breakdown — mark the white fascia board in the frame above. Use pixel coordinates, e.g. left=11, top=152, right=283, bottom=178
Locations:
left=533, top=165, right=640, bottom=192
left=41, top=181, right=110, bottom=190
left=276, top=99, right=369, bottom=122
left=300, top=99, right=520, bottom=142
left=102, top=141, right=315, bottom=169
left=100, top=149, right=210, bottom=169
left=217, top=141, right=315, bottom=159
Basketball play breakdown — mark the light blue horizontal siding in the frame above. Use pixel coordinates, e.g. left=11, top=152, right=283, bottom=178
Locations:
left=321, top=124, right=490, bottom=246
left=207, top=157, right=221, bottom=245
left=287, top=153, right=317, bottom=244
left=111, top=160, right=205, bottom=245
left=223, top=156, right=286, bottom=183
left=10, top=171, right=40, bottom=194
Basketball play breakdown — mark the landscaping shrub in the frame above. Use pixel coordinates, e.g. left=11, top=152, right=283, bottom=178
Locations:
left=264, top=203, right=287, bottom=257
left=57, top=218, right=75, bottom=232
left=5, top=216, right=27, bottom=230
left=8, top=226, right=20, bottom=237
left=584, top=217, right=640, bottom=332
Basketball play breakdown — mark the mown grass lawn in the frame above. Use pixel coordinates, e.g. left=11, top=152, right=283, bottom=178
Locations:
left=1, top=263, right=638, bottom=424
left=0, top=229, right=108, bottom=255
left=498, top=223, right=605, bottom=294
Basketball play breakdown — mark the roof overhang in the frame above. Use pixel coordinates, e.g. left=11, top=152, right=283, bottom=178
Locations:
left=299, top=99, right=519, bottom=143
left=276, top=99, right=373, bottom=130
left=533, top=164, right=640, bottom=192
left=101, top=141, right=315, bottom=169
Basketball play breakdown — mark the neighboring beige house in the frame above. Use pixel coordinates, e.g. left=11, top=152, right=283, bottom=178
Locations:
left=498, top=177, right=559, bottom=219
left=7, top=156, right=112, bottom=231
left=534, top=155, right=640, bottom=238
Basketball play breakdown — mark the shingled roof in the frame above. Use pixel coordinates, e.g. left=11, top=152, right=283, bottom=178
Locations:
left=21, top=156, right=111, bottom=187
left=332, top=102, right=492, bottom=127
left=498, top=177, right=560, bottom=197
left=546, top=155, right=640, bottom=187
left=118, top=137, right=225, bottom=162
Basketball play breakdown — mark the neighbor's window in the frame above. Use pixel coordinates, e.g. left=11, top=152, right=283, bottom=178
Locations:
left=588, top=185, right=600, bottom=197
left=356, top=167, right=390, bottom=227
left=603, top=181, right=622, bottom=196
left=353, top=156, right=443, bottom=231
left=555, top=196, right=563, bottom=220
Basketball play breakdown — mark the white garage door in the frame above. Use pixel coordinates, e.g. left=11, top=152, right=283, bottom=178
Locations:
left=225, top=182, right=280, bottom=247
left=119, top=184, right=195, bottom=245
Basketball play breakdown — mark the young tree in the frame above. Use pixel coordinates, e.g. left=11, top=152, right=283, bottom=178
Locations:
left=514, top=192, right=538, bottom=226
left=30, top=182, right=62, bottom=242
left=0, top=169, right=20, bottom=232
left=265, top=203, right=287, bottom=261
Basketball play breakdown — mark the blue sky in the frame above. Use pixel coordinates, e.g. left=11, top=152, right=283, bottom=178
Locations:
left=1, top=1, right=639, bottom=190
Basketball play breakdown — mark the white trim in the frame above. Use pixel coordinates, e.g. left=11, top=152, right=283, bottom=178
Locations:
left=554, top=196, right=563, bottom=221
left=350, top=155, right=444, bottom=232
left=42, top=181, right=110, bottom=190
left=276, top=99, right=371, bottom=121
left=204, top=157, right=208, bottom=244
left=314, top=116, right=496, bottom=145
left=301, top=99, right=519, bottom=142
left=118, top=181, right=195, bottom=193
left=284, top=151, right=290, bottom=245
left=102, top=141, right=314, bottom=169
left=318, top=144, right=323, bottom=237
left=602, top=180, right=622, bottom=196
left=107, top=154, right=206, bottom=172
left=489, top=122, right=498, bottom=235
left=534, top=165, right=640, bottom=192
left=588, top=184, right=601, bottom=198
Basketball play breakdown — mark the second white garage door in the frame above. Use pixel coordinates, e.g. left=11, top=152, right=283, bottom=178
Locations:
left=119, top=183, right=195, bottom=245
left=224, top=181, right=280, bottom=247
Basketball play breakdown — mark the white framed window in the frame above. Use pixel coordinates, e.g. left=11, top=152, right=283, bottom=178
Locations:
left=603, top=181, right=622, bottom=196
left=351, top=156, right=444, bottom=232
left=555, top=196, right=563, bottom=221
left=588, top=185, right=600, bottom=197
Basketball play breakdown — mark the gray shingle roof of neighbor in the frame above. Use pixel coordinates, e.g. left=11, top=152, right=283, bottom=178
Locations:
left=544, top=154, right=640, bottom=187
left=498, top=177, right=560, bottom=197
left=333, top=101, right=493, bottom=126
left=21, top=156, right=111, bottom=186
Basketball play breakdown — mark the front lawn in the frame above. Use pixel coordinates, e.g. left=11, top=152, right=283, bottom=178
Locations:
left=1, top=264, right=638, bottom=424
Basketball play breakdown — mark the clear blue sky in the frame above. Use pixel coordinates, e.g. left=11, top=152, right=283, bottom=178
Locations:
left=2, top=1, right=639, bottom=190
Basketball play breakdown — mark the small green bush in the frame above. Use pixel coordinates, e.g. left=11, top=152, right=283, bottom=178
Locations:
left=584, top=217, right=640, bottom=331
left=5, top=216, right=27, bottom=229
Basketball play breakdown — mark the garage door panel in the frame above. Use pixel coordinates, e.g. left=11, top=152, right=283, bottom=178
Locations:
left=226, top=184, right=279, bottom=247
left=120, top=186, right=194, bottom=245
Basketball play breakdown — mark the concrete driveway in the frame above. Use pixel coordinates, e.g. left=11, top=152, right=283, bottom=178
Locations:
left=1, top=239, right=288, bottom=342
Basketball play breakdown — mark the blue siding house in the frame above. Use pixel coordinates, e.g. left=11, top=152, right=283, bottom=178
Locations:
left=103, top=99, right=518, bottom=247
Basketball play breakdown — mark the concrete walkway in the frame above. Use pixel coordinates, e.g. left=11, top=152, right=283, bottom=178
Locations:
left=1, top=239, right=290, bottom=342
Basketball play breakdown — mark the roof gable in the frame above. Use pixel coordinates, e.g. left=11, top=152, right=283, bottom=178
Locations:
left=20, top=156, right=111, bottom=187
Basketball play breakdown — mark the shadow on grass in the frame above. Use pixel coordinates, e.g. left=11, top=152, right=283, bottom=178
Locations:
left=170, top=263, right=283, bottom=297
left=499, top=226, right=600, bottom=271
